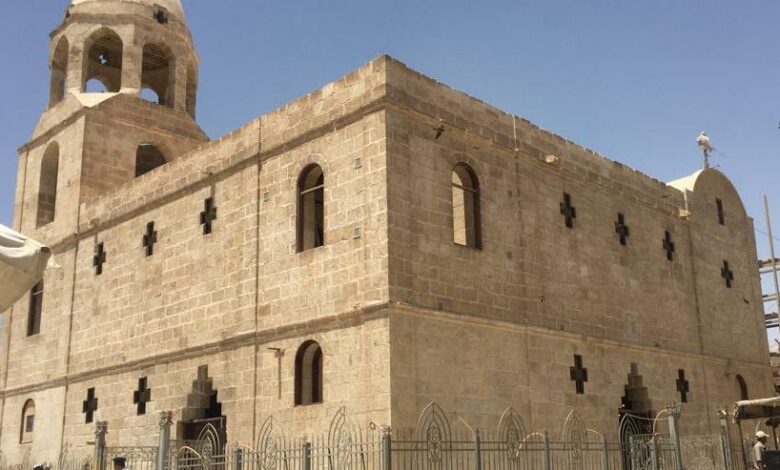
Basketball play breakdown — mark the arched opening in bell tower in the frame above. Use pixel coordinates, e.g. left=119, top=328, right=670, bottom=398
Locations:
left=141, top=43, right=173, bottom=107
left=83, top=29, right=124, bottom=93
left=135, top=144, right=167, bottom=177
left=186, top=63, right=198, bottom=118
left=49, top=37, right=69, bottom=107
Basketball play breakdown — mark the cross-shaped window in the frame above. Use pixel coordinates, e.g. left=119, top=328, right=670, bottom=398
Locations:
left=676, top=369, right=690, bottom=403
left=663, top=231, right=676, bottom=261
left=560, top=193, right=577, bottom=229
left=83, top=388, right=98, bottom=424
left=721, top=260, right=734, bottom=288
left=142, top=222, right=158, bottom=257
left=133, top=377, right=151, bottom=415
left=615, top=213, right=630, bottom=246
left=93, top=243, right=106, bottom=276
left=200, top=198, right=218, bottom=235
left=570, top=354, right=588, bottom=395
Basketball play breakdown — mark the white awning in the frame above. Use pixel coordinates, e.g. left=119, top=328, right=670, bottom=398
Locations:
left=734, top=397, right=780, bottom=421
left=0, top=224, right=52, bottom=312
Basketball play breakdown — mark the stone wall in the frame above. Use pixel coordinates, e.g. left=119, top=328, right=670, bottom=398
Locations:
left=389, top=307, right=773, bottom=439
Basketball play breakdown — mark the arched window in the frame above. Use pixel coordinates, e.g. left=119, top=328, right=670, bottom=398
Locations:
left=141, top=43, right=173, bottom=107
left=135, top=144, right=167, bottom=177
left=20, top=400, right=35, bottom=444
left=297, top=165, right=325, bottom=252
left=736, top=375, right=749, bottom=400
left=37, top=143, right=60, bottom=227
left=140, top=88, right=161, bottom=103
left=294, top=340, right=323, bottom=406
left=451, top=163, right=481, bottom=248
left=27, top=281, right=43, bottom=337
left=186, top=64, right=198, bottom=118
left=83, top=29, right=123, bottom=93
left=49, top=37, right=69, bottom=107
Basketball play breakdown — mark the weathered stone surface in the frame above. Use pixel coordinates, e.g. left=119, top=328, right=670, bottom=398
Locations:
left=0, top=1, right=771, bottom=462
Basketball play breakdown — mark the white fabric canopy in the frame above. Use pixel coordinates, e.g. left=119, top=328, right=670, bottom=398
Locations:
left=0, top=224, right=51, bottom=312
left=734, top=397, right=780, bottom=421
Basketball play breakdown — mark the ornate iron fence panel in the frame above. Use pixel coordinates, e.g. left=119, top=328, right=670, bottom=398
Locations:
left=105, top=447, right=158, bottom=470
left=9, top=403, right=755, bottom=470
left=170, top=423, right=228, bottom=470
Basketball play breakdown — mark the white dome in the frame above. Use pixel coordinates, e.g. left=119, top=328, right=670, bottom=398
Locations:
left=71, top=0, right=185, bottom=20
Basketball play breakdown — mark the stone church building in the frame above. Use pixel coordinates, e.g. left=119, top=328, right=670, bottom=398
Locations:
left=1, top=0, right=773, bottom=461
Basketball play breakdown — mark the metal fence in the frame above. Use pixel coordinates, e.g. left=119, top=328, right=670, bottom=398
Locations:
left=0, top=445, right=91, bottom=470
left=1, top=403, right=754, bottom=470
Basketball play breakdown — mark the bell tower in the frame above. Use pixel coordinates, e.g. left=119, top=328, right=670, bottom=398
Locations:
left=59, top=0, right=199, bottom=115
left=14, top=0, right=208, bottom=241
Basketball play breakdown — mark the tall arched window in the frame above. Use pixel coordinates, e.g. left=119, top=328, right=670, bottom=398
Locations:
left=451, top=163, right=481, bottom=248
left=83, top=29, right=123, bottom=93
left=37, top=143, right=60, bottom=227
left=736, top=375, right=749, bottom=400
left=297, top=165, right=325, bottom=252
left=27, top=281, right=43, bottom=337
left=20, top=400, right=35, bottom=444
left=186, top=63, right=198, bottom=118
left=49, top=37, right=69, bottom=107
left=135, top=144, right=167, bottom=177
left=294, top=340, right=323, bottom=406
left=141, top=43, right=173, bottom=107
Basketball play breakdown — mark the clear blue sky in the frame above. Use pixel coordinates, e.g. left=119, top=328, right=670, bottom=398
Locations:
left=1, top=1, right=779, bottom=308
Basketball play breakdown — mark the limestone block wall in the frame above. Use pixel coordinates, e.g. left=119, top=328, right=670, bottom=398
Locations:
left=62, top=346, right=256, bottom=455
left=0, top=386, right=65, bottom=464
left=80, top=96, right=207, bottom=203
left=255, top=111, right=389, bottom=330
left=16, top=119, right=86, bottom=241
left=67, top=164, right=259, bottom=376
left=383, top=58, right=766, bottom=365
left=389, top=308, right=774, bottom=438
left=255, top=316, right=392, bottom=440
left=680, top=171, right=769, bottom=363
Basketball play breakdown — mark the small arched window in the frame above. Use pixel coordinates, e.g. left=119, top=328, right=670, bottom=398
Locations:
left=294, top=340, right=323, bottom=406
left=37, top=143, right=60, bottom=227
left=451, top=163, right=481, bottom=248
left=297, top=165, right=325, bottom=252
left=27, top=281, right=43, bottom=337
left=141, top=43, right=173, bottom=107
left=49, top=37, right=69, bottom=107
left=83, top=29, right=123, bottom=93
left=20, top=400, right=35, bottom=444
left=135, top=144, right=167, bottom=177
left=736, top=375, right=749, bottom=400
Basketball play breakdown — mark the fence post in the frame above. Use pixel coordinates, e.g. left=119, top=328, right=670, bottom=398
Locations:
left=543, top=431, right=552, bottom=470
left=157, top=411, right=172, bottom=470
left=382, top=426, right=392, bottom=470
left=719, top=409, right=735, bottom=470
left=302, top=442, right=312, bottom=470
left=94, top=421, right=108, bottom=470
left=667, top=404, right=685, bottom=470
left=651, top=436, right=660, bottom=470
left=234, top=448, right=243, bottom=470
left=602, top=434, right=610, bottom=470
left=474, top=429, right=482, bottom=470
